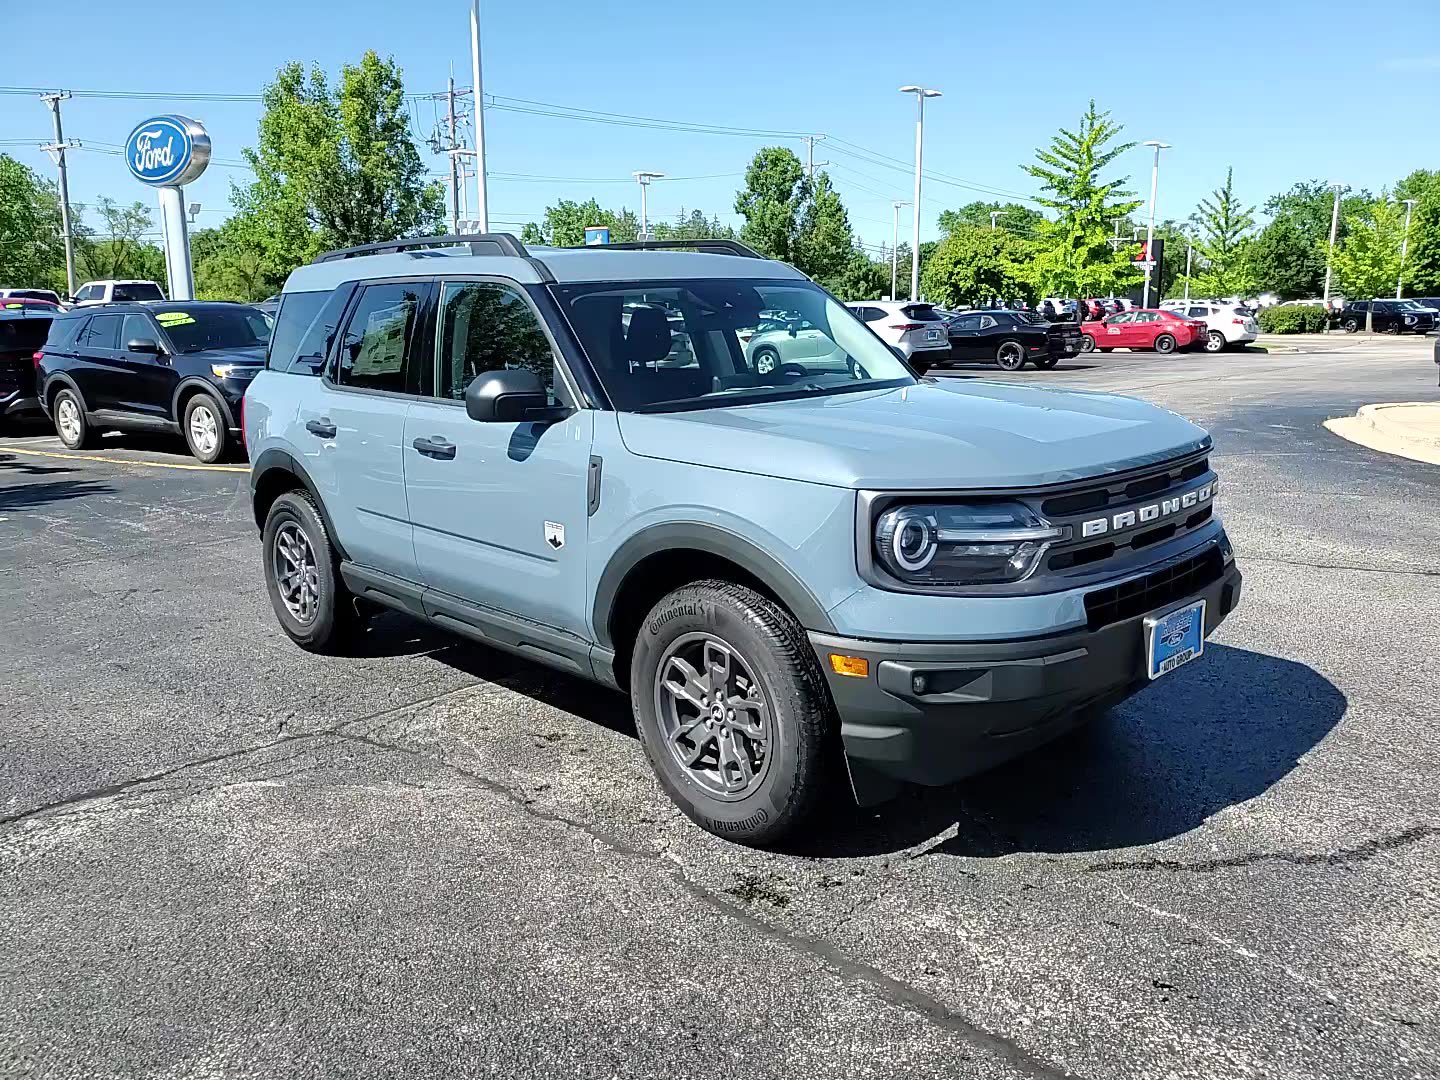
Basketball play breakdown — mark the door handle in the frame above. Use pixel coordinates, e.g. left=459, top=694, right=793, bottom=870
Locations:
left=412, top=436, right=457, bottom=460
left=305, top=418, right=337, bottom=438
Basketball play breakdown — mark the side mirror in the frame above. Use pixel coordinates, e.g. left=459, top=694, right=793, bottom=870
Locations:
left=127, top=337, right=163, bottom=355
left=464, top=367, right=571, bottom=424
left=786, top=320, right=801, bottom=336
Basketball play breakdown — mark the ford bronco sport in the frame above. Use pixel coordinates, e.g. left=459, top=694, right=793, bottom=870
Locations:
left=246, top=234, right=1242, bottom=845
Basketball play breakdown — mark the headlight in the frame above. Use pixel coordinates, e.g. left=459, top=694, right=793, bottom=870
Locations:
left=874, top=502, right=1063, bottom=586
left=210, top=363, right=255, bottom=379
left=1405, top=315, right=1416, bottom=324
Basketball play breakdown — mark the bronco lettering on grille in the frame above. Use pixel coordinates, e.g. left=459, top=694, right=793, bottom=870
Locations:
left=1081, top=481, right=1215, bottom=539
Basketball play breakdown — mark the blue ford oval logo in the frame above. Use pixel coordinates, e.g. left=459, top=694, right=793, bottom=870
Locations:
left=124, top=115, right=210, bottom=187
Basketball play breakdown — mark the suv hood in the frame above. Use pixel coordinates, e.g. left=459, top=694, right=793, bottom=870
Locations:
left=184, top=344, right=266, bottom=365
left=616, top=380, right=1209, bottom=490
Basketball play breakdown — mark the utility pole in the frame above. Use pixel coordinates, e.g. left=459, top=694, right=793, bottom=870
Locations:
left=469, top=0, right=489, bottom=231
left=990, top=210, right=1001, bottom=230
left=802, top=134, right=829, bottom=181
left=891, top=200, right=910, bottom=300
left=1322, top=181, right=1346, bottom=309
left=446, top=76, right=460, bottom=234
left=41, top=91, right=78, bottom=297
left=1183, top=235, right=1193, bottom=301
left=1398, top=198, right=1418, bottom=299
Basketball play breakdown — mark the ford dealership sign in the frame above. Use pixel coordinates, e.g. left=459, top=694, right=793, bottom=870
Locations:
left=124, top=115, right=211, bottom=187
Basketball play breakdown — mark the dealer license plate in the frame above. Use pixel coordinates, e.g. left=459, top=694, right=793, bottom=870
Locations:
left=1144, top=600, right=1205, bottom=680
left=925, top=329, right=942, bottom=341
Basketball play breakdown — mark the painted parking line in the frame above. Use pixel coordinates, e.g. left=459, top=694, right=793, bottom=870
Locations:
left=0, top=445, right=250, bottom=474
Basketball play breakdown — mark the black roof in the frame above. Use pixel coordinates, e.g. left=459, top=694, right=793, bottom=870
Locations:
left=51, top=300, right=258, bottom=320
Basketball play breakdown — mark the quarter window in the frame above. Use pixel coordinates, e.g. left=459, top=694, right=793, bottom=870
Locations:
left=978, top=315, right=997, bottom=330
left=335, top=283, right=424, bottom=394
left=436, top=281, right=555, bottom=400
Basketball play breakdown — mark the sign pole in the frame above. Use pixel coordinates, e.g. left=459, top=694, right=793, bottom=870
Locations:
left=124, top=114, right=210, bottom=301
left=158, top=186, right=194, bottom=300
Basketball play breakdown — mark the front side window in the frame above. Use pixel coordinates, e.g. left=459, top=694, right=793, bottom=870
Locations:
left=1106, top=313, right=1134, bottom=325
left=336, top=283, right=423, bottom=394
left=121, top=314, right=154, bottom=347
left=555, top=278, right=915, bottom=413
left=436, top=281, right=555, bottom=401
left=953, top=315, right=981, bottom=331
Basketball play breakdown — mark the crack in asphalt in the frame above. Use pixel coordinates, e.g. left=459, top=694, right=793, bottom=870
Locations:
left=329, top=728, right=1085, bottom=1080
left=1238, top=554, right=1440, bottom=579
left=1084, top=824, right=1438, bottom=874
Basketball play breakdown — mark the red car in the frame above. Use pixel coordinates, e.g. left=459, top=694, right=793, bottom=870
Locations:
left=1078, top=308, right=1204, bottom=355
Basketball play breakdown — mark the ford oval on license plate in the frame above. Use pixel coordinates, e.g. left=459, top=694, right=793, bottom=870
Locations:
left=1144, top=600, right=1205, bottom=680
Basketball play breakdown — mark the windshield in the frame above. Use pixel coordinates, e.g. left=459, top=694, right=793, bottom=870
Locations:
left=158, top=307, right=271, bottom=353
left=553, top=278, right=916, bottom=413
left=1397, top=301, right=1430, bottom=311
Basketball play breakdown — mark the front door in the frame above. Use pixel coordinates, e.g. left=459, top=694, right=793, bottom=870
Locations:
left=404, top=278, right=593, bottom=637
left=111, top=312, right=178, bottom=420
left=949, top=313, right=982, bottom=360
left=304, top=280, right=428, bottom=581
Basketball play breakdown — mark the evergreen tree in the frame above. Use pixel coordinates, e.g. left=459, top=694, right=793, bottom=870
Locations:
left=1191, top=167, right=1256, bottom=296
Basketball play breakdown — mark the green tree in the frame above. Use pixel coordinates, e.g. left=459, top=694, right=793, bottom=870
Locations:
left=650, top=208, right=736, bottom=242
left=193, top=215, right=274, bottom=302
left=734, top=147, right=807, bottom=262
left=1332, top=195, right=1406, bottom=325
left=793, top=172, right=854, bottom=287
left=1247, top=180, right=1371, bottom=299
left=519, top=199, right=639, bottom=247
left=1396, top=169, right=1440, bottom=295
left=1191, top=167, right=1256, bottom=297
left=74, top=197, right=165, bottom=285
left=833, top=246, right=888, bottom=300
left=232, top=52, right=444, bottom=278
left=920, top=226, right=1033, bottom=308
left=0, top=154, right=65, bottom=291
left=938, top=200, right=1045, bottom=237
left=1021, top=101, right=1144, bottom=298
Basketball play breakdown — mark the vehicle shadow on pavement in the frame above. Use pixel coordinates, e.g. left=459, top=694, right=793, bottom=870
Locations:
left=0, top=454, right=115, bottom=510
left=795, top=644, right=1347, bottom=860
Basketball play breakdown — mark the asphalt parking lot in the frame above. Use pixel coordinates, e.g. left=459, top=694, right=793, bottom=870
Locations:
left=2, top=337, right=1437, bottom=1080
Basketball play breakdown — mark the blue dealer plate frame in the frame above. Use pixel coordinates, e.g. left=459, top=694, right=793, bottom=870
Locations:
left=1144, top=599, right=1205, bottom=680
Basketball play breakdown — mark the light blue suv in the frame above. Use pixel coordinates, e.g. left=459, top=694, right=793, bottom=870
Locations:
left=246, top=234, right=1242, bottom=845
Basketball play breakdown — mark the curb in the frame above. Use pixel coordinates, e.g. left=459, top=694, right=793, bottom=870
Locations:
left=1324, top=402, right=1440, bottom=466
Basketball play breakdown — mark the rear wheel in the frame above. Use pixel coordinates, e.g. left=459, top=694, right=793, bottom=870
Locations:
left=1343, top=317, right=1360, bottom=333
left=51, top=389, right=95, bottom=449
left=630, top=580, right=833, bottom=846
left=1205, top=330, right=1226, bottom=353
left=995, top=339, right=1027, bottom=370
left=1079, top=334, right=1096, bottom=353
left=753, top=346, right=780, bottom=375
left=262, top=490, right=362, bottom=652
left=1154, top=333, right=1177, bottom=355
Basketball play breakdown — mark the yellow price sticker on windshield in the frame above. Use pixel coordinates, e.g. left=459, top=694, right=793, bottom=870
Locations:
left=155, top=312, right=196, bottom=326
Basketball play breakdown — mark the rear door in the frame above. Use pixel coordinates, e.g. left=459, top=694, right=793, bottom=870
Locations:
left=72, top=313, right=125, bottom=409
left=404, top=277, right=594, bottom=637
left=304, top=280, right=428, bottom=581
left=1128, top=311, right=1160, bottom=347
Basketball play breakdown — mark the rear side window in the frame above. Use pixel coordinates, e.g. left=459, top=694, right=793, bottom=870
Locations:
left=267, top=289, right=344, bottom=374
left=82, top=314, right=122, bottom=350
left=112, top=283, right=163, bottom=302
left=335, top=283, right=425, bottom=394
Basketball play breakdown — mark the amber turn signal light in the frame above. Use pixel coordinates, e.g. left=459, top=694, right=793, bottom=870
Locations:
left=828, top=654, right=870, bottom=678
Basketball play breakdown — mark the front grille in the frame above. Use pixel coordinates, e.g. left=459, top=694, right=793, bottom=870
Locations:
left=1083, top=547, right=1223, bottom=631
left=1042, top=456, right=1208, bottom=517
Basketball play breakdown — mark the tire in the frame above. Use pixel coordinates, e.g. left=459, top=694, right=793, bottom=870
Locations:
left=995, top=339, right=1027, bottom=371
left=1079, top=334, right=1096, bottom=353
left=261, top=490, right=360, bottom=652
left=1205, top=330, right=1226, bottom=353
left=1154, top=333, right=1177, bottom=355
left=1032, top=355, right=1059, bottom=369
left=1343, top=317, right=1359, bottom=333
left=51, top=388, right=96, bottom=449
left=753, top=347, right=780, bottom=375
left=182, top=393, right=228, bottom=463
left=630, top=579, right=833, bottom=846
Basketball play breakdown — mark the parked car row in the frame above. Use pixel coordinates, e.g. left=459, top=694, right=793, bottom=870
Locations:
left=0, top=279, right=168, bottom=312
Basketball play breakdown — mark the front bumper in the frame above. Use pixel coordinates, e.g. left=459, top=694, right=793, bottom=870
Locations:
left=810, top=561, right=1242, bottom=801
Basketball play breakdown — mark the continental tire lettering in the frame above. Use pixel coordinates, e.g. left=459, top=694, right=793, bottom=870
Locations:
left=648, top=601, right=704, bottom=636
left=709, top=807, right=771, bottom=833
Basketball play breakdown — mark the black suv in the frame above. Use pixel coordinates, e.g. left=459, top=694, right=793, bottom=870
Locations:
left=944, top=309, right=1082, bottom=371
left=1338, top=299, right=1437, bottom=334
left=1, top=304, right=56, bottom=431
left=36, top=302, right=270, bottom=462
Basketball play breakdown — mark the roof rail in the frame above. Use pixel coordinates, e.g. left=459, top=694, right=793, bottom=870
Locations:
left=575, top=238, right=765, bottom=259
left=312, top=233, right=530, bottom=264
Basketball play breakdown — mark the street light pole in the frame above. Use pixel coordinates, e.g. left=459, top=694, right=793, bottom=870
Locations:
left=1322, top=181, right=1346, bottom=308
left=890, top=200, right=910, bottom=300
left=469, top=0, right=489, bottom=232
left=899, top=86, right=941, bottom=300
left=1183, top=235, right=1193, bottom=301
left=1398, top=198, right=1418, bottom=299
left=1141, top=140, right=1171, bottom=309
left=633, top=171, right=664, bottom=241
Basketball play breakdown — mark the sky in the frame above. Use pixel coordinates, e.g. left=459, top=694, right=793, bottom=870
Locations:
left=3, top=0, right=1438, bottom=255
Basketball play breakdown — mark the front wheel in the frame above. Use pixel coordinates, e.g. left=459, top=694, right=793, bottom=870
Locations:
left=995, top=339, right=1027, bottom=370
left=630, top=580, right=833, bottom=846
left=1342, top=317, right=1359, bottom=333
left=753, top=347, right=780, bottom=375
left=183, top=393, right=229, bottom=463
left=1079, top=334, right=1096, bottom=353
left=1205, top=330, right=1226, bottom=353
left=1154, top=333, right=1177, bottom=355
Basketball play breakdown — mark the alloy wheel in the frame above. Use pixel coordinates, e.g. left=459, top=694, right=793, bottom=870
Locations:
left=272, top=521, right=321, bottom=624
left=654, top=632, right=772, bottom=800
left=55, top=397, right=81, bottom=443
left=1206, top=331, right=1225, bottom=353
left=189, top=404, right=219, bottom=457
left=997, top=342, right=1025, bottom=370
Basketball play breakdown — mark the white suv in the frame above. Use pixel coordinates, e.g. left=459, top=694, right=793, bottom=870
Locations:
left=71, top=279, right=166, bottom=306
left=1168, top=302, right=1259, bottom=352
left=846, top=301, right=951, bottom=365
